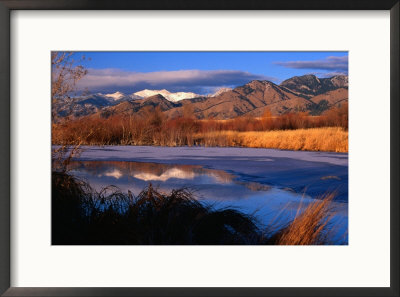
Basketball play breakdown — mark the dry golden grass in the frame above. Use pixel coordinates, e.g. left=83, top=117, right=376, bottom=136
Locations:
left=195, top=127, right=348, bottom=152
left=275, top=192, right=336, bottom=245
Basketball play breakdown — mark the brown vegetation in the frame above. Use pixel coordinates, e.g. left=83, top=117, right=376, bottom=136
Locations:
left=195, top=128, right=348, bottom=152
left=52, top=103, right=348, bottom=152
left=274, top=193, right=335, bottom=245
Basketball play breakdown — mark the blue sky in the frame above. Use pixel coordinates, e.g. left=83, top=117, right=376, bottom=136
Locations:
left=73, top=51, right=348, bottom=95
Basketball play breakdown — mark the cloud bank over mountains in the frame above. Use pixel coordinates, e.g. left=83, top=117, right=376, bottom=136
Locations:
left=77, top=69, right=275, bottom=95
left=74, top=55, right=348, bottom=95
left=274, top=56, right=348, bottom=75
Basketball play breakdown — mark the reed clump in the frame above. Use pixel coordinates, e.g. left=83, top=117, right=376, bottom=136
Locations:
left=52, top=171, right=342, bottom=245
left=52, top=171, right=259, bottom=245
left=274, top=193, right=336, bottom=245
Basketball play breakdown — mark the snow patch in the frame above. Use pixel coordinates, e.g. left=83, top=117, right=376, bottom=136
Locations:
left=105, top=91, right=125, bottom=100
left=133, top=89, right=201, bottom=102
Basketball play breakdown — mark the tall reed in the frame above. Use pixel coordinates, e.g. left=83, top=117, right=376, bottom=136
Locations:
left=52, top=171, right=343, bottom=245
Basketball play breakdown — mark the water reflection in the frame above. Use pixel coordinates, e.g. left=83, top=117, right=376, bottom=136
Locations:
left=68, top=160, right=236, bottom=190
left=67, top=160, right=348, bottom=242
left=71, top=161, right=278, bottom=200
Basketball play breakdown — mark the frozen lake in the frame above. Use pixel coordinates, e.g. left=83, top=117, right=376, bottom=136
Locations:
left=71, top=146, right=348, bottom=200
left=62, top=146, right=348, bottom=244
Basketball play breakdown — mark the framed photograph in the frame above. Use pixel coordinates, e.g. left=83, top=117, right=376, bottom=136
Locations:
left=1, top=0, right=399, bottom=296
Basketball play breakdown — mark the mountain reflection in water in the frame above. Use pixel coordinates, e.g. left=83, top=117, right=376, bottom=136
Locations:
left=67, top=160, right=347, bottom=239
left=67, top=160, right=272, bottom=198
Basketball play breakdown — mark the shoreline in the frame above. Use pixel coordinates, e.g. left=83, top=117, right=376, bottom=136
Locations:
left=53, top=143, right=349, bottom=153
left=57, top=145, right=348, bottom=201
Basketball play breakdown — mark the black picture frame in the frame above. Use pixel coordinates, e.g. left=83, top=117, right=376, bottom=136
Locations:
left=0, top=1, right=399, bottom=296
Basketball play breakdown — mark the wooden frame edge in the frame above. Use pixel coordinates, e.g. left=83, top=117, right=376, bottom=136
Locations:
left=0, top=1, right=398, bottom=296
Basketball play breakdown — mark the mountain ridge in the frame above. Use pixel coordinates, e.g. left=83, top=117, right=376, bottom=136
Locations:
left=54, top=74, right=348, bottom=120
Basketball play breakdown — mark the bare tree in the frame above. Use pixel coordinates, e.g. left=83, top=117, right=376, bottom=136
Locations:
left=51, top=51, right=88, bottom=171
left=51, top=51, right=88, bottom=120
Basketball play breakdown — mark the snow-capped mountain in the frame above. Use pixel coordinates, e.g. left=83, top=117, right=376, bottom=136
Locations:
left=104, top=91, right=125, bottom=100
left=105, top=91, right=142, bottom=101
left=133, top=89, right=201, bottom=102
left=53, top=92, right=138, bottom=119
left=53, top=74, right=348, bottom=121
left=208, top=87, right=232, bottom=97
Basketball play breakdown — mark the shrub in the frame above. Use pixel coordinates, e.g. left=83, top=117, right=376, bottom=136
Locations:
left=52, top=103, right=348, bottom=147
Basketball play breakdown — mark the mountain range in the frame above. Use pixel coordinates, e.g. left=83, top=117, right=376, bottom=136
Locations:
left=54, top=74, right=348, bottom=120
